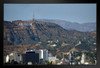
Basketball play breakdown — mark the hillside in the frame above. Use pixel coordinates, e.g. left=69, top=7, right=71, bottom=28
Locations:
left=4, top=20, right=96, bottom=56
left=4, top=20, right=96, bottom=45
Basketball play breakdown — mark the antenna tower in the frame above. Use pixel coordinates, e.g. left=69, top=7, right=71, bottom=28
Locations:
left=33, top=11, right=35, bottom=21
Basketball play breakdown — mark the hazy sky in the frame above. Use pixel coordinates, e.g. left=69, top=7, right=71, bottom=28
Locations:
left=4, top=4, right=96, bottom=23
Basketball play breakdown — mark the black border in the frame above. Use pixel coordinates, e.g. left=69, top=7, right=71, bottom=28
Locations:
left=0, top=0, right=100, bottom=68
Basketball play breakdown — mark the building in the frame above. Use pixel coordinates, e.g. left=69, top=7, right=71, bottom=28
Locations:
left=35, top=49, right=48, bottom=61
left=5, top=52, right=22, bottom=63
left=69, top=51, right=74, bottom=65
left=5, top=49, right=48, bottom=64
left=6, top=55, right=9, bottom=63
left=60, top=53, right=69, bottom=65
left=81, top=53, right=85, bottom=64
left=48, top=56, right=59, bottom=64
left=22, top=51, right=39, bottom=64
left=13, top=52, right=22, bottom=63
left=39, top=59, right=45, bottom=64
left=50, top=44, right=57, bottom=47
left=43, top=49, right=48, bottom=61
left=80, top=53, right=90, bottom=65
left=35, top=49, right=43, bottom=59
left=56, top=60, right=62, bottom=65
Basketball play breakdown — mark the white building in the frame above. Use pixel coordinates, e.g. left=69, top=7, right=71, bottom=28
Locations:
left=93, top=43, right=96, bottom=45
left=6, top=52, right=22, bottom=63
left=95, top=60, right=97, bottom=65
left=81, top=53, right=85, bottom=64
left=48, top=56, right=58, bottom=64
left=40, top=49, right=43, bottom=59
left=35, top=49, right=43, bottom=59
left=79, top=41, right=81, bottom=44
left=6, top=55, right=9, bottom=63
left=35, top=49, right=48, bottom=61
left=50, top=44, right=57, bottom=47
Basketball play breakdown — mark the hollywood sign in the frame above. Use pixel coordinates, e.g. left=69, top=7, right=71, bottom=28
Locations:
left=19, top=23, right=33, bottom=26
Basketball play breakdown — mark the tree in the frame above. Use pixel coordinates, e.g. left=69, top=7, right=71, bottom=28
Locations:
left=46, top=61, right=53, bottom=65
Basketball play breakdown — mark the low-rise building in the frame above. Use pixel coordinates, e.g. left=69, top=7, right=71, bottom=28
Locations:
left=5, top=51, right=22, bottom=64
left=48, top=56, right=59, bottom=64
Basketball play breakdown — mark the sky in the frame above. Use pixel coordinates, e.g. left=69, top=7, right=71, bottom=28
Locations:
left=4, top=4, right=96, bottom=24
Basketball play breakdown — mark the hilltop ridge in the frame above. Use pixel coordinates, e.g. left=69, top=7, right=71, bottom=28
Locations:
left=37, top=19, right=96, bottom=32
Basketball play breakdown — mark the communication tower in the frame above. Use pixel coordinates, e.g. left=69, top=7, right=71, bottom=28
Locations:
left=33, top=11, right=35, bottom=21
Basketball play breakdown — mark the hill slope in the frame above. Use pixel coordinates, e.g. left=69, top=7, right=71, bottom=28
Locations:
left=4, top=20, right=96, bottom=53
left=4, top=20, right=96, bottom=56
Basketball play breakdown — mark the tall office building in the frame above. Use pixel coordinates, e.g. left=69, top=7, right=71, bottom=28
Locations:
left=22, top=51, right=39, bottom=64
left=43, top=49, right=48, bottom=61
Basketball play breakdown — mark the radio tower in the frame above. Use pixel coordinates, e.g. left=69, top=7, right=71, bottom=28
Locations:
left=33, top=11, right=35, bottom=21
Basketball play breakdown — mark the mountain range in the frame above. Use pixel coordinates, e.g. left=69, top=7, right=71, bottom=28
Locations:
left=36, top=19, right=96, bottom=32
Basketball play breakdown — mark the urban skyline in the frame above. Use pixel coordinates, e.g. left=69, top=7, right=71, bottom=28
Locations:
left=4, top=48, right=97, bottom=65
